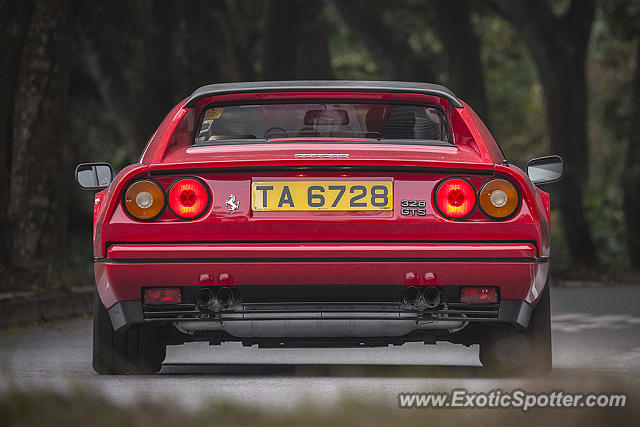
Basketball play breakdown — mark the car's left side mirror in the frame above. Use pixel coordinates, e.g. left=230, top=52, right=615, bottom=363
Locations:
left=526, top=155, right=564, bottom=185
left=75, top=163, right=114, bottom=190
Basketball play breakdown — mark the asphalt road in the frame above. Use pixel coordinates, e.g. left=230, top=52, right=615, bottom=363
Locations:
left=1, top=286, right=639, bottom=408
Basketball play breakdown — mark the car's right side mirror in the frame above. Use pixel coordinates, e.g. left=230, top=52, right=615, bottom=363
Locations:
left=526, top=155, right=564, bottom=185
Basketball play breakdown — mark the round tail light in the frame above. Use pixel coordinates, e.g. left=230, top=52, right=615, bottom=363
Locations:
left=168, top=177, right=211, bottom=220
left=123, top=179, right=165, bottom=221
left=434, top=178, right=476, bottom=219
left=479, top=179, right=519, bottom=219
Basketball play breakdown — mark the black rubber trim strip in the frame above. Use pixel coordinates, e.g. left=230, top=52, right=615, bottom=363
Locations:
left=96, top=256, right=546, bottom=264
left=498, top=299, right=534, bottom=329
left=191, top=139, right=454, bottom=147
left=148, top=315, right=492, bottom=322
left=148, top=165, right=495, bottom=176
left=103, top=239, right=542, bottom=256
left=108, top=300, right=143, bottom=331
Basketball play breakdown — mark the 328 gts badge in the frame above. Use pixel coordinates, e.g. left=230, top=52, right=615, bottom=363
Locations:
left=400, top=199, right=426, bottom=216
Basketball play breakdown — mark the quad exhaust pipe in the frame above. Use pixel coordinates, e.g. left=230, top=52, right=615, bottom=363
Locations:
left=216, top=287, right=234, bottom=309
left=403, top=286, right=422, bottom=308
left=196, top=288, right=215, bottom=309
left=402, top=285, right=441, bottom=309
left=422, top=286, right=441, bottom=309
left=196, top=287, right=235, bottom=310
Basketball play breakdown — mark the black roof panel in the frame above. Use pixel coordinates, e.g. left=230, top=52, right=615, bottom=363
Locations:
left=184, top=80, right=462, bottom=108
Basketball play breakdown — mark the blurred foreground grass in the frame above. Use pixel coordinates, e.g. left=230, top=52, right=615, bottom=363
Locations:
left=0, top=386, right=637, bottom=427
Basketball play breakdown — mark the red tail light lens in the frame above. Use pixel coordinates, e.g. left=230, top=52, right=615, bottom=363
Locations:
left=434, top=178, right=476, bottom=219
left=460, top=287, right=498, bottom=304
left=144, top=288, right=182, bottom=305
left=168, top=177, right=211, bottom=220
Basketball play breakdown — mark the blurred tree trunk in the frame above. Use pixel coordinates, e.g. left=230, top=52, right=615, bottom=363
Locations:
left=331, top=0, right=437, bottom=81
left=490, top=0, right=599, bottom=266
left=262, top=0, right=332, bottom=80
left=78, top=0, right=152, bottom=161
left=211, top=1, right=254, bottom=82
left=623, top=39, right=640, bottom=269
left=0, top=0, right=36, bottom=264
left=137, top=0, right=179, bottom=138
left=434, top=0, right=489, bottom=121
left=262, top=0, right=301, bottom=80
left=6, top=0, right=74, bottom=266
left=214, top=0, right=261, bottom=82
left=79, top=33, right=142, bottom=162
left=296, top=0, right=333, bottom=79
left=79, top=0, right=255, bottom=161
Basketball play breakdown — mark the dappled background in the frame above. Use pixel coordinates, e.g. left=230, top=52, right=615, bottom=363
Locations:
left=1, top=0, right=639, bottom=293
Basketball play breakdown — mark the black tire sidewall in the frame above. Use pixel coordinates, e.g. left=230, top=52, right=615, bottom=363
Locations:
left=479, top=281, right=552, bottom=375
left=92, top=290, right=166, bottom=374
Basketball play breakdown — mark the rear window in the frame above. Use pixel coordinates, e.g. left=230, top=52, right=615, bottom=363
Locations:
left=194, top=103, right=451, bottom=145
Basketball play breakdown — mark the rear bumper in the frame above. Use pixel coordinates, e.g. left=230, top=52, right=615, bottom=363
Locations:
left=95, top=241, right=547, bottom=332
left=108, top=298, right=533, bottom=334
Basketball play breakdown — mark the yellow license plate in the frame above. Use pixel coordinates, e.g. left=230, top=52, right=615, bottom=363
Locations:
left=252, top=180, right=393, bottom=211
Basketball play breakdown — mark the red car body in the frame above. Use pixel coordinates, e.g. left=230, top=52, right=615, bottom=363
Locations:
left=80, top=81, right=558, bottom=374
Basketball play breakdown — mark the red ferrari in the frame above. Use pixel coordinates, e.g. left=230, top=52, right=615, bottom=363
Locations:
left=75, top=81, right=563, bottom=375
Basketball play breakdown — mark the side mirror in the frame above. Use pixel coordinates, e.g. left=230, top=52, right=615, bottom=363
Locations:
left=526, top=155, right=564, bottom=185
left=75, top=163, right=114, bottom=190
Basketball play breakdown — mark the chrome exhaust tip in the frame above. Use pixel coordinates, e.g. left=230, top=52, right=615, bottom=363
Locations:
left=403, top=286, right=422, bottom=307
left=422, top=286, right=441, bottom=308
left=196, top=288, right=215, bottom=309
left=216, top=287, right=234, bottom=308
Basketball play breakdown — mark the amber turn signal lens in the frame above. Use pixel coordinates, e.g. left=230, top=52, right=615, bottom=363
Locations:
left=479, top=179, right=519, bottom=219
left=123, top=179, right=165, bottom=221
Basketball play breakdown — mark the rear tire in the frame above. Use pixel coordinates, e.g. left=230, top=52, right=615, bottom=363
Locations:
left=479, top=281, right=552, bottom=375
left=92, top=291, right=166, bottom=374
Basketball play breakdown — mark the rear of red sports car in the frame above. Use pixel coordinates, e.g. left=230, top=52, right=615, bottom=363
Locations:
left=76, top=81, right=562, bottom=375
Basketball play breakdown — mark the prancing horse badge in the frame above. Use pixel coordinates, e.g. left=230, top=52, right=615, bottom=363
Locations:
left=225, top=194, right=239, bottom=213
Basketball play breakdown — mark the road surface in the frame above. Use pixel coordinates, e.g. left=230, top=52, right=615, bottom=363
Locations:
left=1, top=286, right=639, bottom=408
